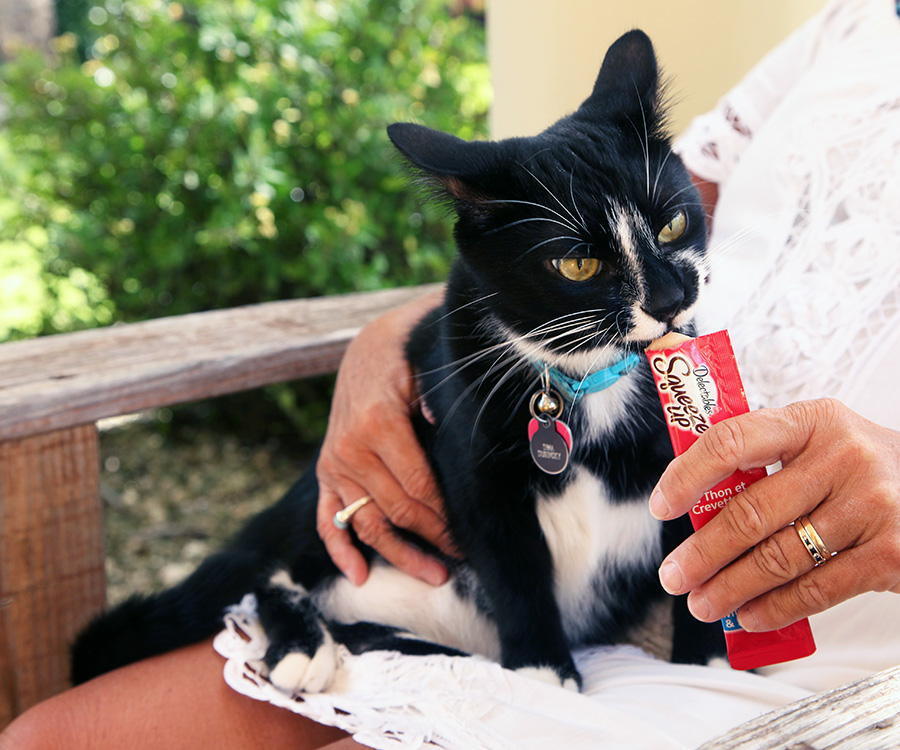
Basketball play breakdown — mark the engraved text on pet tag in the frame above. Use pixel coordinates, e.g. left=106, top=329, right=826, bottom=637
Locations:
left=528, top=388, right=573, bottom=475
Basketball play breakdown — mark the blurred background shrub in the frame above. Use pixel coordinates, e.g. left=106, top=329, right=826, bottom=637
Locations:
left=0, top=0, right=489, bottom=442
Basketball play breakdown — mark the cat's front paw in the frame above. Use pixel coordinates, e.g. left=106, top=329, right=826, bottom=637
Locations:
left=263, top=632, right=339, bottom=694
left=514, top=665, right=582, bottom=692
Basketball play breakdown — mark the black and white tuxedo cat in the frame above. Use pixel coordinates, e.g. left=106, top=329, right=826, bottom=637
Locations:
left=72, top=30, right=724, bottom=692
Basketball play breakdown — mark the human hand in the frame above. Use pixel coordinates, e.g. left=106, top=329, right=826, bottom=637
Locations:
left=649, top=398, right=900, bottom=632
left=316, top=289, right=458, bottom=587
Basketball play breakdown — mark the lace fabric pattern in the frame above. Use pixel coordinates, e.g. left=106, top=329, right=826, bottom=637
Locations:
left=214, top=595, right=518, bottom=750
left=213, top=595, right=808, bottom=750
left=737, top=112, right=900, bottom=413
left=678, top=0, right=900, bottom=418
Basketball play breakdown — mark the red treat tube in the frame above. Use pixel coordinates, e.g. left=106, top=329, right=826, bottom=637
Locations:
left=646, top=330, right=816, bottom=670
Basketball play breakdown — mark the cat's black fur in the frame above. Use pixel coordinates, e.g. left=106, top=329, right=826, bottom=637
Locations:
left=72, top=30, right=724, bottom=691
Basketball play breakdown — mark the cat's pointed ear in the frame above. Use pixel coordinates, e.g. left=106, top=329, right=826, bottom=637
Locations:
left=582, top=29, right=659, bottom=119
left=387, top=122, right=499, bottom=202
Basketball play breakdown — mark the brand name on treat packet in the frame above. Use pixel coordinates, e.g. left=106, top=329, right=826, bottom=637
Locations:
left=649, top=353, right=718, bottom=435
left=645, top=330, right=817, bottom=669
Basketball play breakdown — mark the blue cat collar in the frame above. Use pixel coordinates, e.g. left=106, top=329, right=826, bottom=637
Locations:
left=533, top=352, right=642, bottom=403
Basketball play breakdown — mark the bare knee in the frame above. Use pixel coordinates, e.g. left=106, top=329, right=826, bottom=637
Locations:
left=0, top=695, right=85, bottom=750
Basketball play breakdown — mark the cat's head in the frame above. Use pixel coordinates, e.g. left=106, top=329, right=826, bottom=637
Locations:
left=389, top=30, right=707, bottom=372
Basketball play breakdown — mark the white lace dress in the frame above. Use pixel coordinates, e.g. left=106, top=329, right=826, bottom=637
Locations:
left=682, top=0, right=900, bottom=428
left=214, top=1, right=900, bottom=746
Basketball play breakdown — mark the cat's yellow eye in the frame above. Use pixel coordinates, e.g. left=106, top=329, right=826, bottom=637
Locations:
left=657, top=210, right=687, bottom=244
left=552, top=257, right=601, bottom=282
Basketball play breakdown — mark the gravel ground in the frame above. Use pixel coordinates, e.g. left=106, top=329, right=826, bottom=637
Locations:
left=99, top=416, right=314, bottom=605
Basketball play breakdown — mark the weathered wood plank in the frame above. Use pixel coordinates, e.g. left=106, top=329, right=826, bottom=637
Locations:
left=0, top=425, right=105, bottom=725
left=700, top=664, right=900, bottom=749
left=0, top=284, right=439, bottom=441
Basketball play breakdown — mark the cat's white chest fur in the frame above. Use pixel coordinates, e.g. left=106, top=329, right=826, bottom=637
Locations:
left=536, top=466, right=661, bottom=641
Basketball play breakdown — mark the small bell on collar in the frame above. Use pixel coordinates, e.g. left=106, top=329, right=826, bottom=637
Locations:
left=527, top=368, right=573, bottom=475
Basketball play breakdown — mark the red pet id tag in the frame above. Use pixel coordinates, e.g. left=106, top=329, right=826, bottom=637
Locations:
left=528, top=388, right=573, bottom=475
left=528, top=416, right=572, bottom=474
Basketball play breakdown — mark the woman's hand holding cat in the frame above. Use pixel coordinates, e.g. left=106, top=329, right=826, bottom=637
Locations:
left=649, top=399, right=900, bottom=630
left=316, top=289, right=456, bottom=587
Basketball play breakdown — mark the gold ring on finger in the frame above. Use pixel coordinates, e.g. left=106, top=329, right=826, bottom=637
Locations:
left=795, top=515, right=833, bottom=567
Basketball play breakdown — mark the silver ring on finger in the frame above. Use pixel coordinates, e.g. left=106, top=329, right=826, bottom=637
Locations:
left=334, top=495, right=374, bottom=530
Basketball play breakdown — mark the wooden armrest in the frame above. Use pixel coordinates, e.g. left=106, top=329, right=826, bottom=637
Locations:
left=700, top=663, right=900, bottom=749
left=0, top=283, right=439, bottom=726
left=0, top=284, right=441, bottom=441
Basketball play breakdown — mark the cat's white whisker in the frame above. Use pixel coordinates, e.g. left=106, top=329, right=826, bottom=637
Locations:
left=464, top=308, right=621, bottom=443
left=568, top=171, right=590, bottom=234
left=438, top=349, right=527, bottom=438
left=415, top=312, right=600, bottom=408
left=660, top=184, right=699, bottom=211
left=522, top=235, right=586, bottom=257
left=613, top=308, right=630, bottom=339
left=416, top=343, right=520, bottom=406
left=482, top=198, right=579, bottom=235
left=561, top=242, right=593, bottom=259
left=651, top=148, right=675, bottom=205
left=705, top=209, right=792, bottom=263
left=468, top=359, right=535, bottom=447
left=519, top=164, right=585, bottom=232
left=520, top=312, right=607, bottom=339
left=626, top=85, right=653, bottom=200
left=558, top=332, right=605, bottom=362
left=432, top=292, right=499, bottom=324
left=486, top=216, right=582, bottom=236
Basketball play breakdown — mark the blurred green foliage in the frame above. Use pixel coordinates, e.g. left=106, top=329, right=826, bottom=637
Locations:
left=0, top=0, right=488, bottom=441
left=0, top=121, right=117, bottom=338
left=1, top=0, right=488, bottom=333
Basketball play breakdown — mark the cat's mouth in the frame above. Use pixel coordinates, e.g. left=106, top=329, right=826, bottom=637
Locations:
left=625, top=317, right=694, bottom=348
left=625, top=282, right=705, bottom=346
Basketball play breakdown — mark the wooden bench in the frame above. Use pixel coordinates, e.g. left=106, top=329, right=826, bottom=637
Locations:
left=0, top=283, right=438, bottom=726
left=699, top=663, right=900, bottom=749
left=1, top=282, right=898, bottom=746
